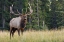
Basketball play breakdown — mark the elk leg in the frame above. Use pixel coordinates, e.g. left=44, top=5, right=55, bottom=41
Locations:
left=17, top=29, right=20, bottom=36
left=10, top=27, right=12, bottom=39
left=21, top=28, right=24, bottom=35
left=21, top=30, right=23, bottom=35
left=12, top=28, right=16, bottom=37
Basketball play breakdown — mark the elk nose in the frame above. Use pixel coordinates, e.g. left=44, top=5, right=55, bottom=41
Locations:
left=24, top=19, right=26, bottom=20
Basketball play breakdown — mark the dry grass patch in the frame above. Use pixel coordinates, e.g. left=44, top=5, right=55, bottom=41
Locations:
left=0, top=30, right=64, bottom=42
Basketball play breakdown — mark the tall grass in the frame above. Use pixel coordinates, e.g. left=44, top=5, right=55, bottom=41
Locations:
left=0, top=29, right=64, bottom=42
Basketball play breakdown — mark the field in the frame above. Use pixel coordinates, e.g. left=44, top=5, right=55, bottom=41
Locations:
left=0, top=29, right=64, bottom=42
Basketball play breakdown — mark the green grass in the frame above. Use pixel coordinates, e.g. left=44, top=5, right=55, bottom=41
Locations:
left=0, top=29, right=64, bottom=42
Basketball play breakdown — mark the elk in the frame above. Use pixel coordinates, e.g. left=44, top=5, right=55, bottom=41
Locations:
left=9, top=3, right=33, bottom=39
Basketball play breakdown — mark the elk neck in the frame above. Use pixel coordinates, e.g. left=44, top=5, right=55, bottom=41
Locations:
left=20, top=15, right=27, bottom=28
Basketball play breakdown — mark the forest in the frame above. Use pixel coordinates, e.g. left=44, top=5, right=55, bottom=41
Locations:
left=0, top=0, right=64, bottom=30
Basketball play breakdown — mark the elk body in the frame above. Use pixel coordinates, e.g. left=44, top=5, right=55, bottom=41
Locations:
left=9, top=3, right=33, bottom=39
left=10, top=15, right=27, bottom=38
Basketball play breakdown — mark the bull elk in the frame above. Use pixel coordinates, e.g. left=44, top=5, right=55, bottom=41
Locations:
left=9, top=3, right=33, bottom=39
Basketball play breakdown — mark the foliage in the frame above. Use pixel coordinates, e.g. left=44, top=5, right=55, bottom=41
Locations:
left=45, top=0, right=64, bottom=29
left=0, top=0, right=64, bottom=30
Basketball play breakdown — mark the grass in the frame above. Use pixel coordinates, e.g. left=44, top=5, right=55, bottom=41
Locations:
left=0, top=29, right=64, bottom=42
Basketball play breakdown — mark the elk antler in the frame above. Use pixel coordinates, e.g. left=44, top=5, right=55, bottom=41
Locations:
left=17, top=9, right=21, bottom=14
left=26, top=2, right=33, bottom=15
left=10, top=4, right=22, bottom=16
left=10, top=4, right=14, bottom=14
left=28, top=2, right=33, bottom=14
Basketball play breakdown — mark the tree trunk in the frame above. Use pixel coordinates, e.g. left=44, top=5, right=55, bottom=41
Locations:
left=43, top=20, right=45, bottom=28
left=37, top=0, right=39, bottom=27
left=2, top=5, right=5, bottom=31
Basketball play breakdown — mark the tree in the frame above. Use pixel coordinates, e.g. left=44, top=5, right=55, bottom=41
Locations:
left=45, top=0, right=64, bottom=29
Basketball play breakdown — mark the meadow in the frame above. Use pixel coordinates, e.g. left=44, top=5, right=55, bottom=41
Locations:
left=0, top=29, right=64, bottom=42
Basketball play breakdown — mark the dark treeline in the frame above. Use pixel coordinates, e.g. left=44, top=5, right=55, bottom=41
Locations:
left=0, top=0, right=64, bottom=30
